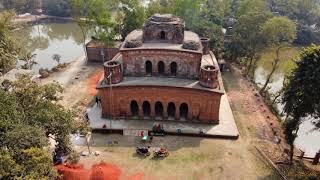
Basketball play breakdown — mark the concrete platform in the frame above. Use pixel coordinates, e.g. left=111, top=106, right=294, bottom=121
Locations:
left=87, top=94, right=239, bottom=139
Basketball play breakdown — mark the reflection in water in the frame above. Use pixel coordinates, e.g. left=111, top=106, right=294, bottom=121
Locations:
left=16, top=23, right=89, bottom=72
left=295, top=118, right=320, bottom=157
left=254, top=54, right=320, bottom=156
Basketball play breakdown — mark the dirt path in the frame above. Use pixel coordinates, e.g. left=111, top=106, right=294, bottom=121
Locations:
left=224, top=67, right=287, bottom=162
left=42, top=56, right=102, bottom=110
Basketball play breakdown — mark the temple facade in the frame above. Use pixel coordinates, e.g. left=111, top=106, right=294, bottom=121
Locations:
left=97, top=14, right=224, bottom=124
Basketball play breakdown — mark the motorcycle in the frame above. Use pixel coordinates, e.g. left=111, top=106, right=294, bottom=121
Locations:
left=136, top=146, right=151, bottom=157
left=153, top=148, right=169, bottom=158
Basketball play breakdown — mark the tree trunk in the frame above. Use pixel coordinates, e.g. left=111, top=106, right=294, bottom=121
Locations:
left=289, top=143, right=294, bottom=165
left=259, top=46, right=282, bottom=94
left=245, top=56, right=254, bottom=76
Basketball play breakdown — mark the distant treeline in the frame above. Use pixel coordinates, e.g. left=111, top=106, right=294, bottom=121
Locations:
left=0, top=0, right=72, bottom=17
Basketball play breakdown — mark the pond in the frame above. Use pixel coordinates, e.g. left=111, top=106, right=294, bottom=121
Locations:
left=15, top=22, right=88, bottom=73
left=254, top=46, right=320, bottom=157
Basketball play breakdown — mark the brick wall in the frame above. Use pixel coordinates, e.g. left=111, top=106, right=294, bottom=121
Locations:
left=100, top=86, right=222, bottom=123
left=121, top=49, right=202, bottom=79
left=86, top=47, right=119, bottom=63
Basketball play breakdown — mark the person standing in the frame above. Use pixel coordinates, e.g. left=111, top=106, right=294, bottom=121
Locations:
left=95, top=96, right=99, bottom=106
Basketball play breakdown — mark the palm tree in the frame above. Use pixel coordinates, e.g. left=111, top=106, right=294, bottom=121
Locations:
left=20, top=52, right=37, bottom=70
left=52, top=54, right=61, bottom=65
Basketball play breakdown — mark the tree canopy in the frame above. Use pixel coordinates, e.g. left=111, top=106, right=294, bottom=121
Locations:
left=0, top=11, right=19, bottom=74
left=0, top=75, right=76, bottom=179
left=283, top=45, right=320, bottom=119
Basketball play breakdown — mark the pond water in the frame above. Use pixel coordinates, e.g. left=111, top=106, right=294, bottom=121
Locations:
left=254, top=47, right=320, bottom=157
left=15, top=22, right=88, bottom=73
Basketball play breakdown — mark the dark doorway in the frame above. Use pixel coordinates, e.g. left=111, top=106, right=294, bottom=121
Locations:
left=160, top=31, right=166, bottom=40
left=180, top=103, right=188, bottom=120
left=155, top=101, right=164, bottom=117
left=158, top=61, right=165, bottom=75
left=167, top=102, right=176, bottom=119
left=130, top=100, right=139, bottom=116
left=145, top=61, right=152, bottom=75
left=170, top=62, right=177, bottom=76
left=142, top=101, right=151, bottom=116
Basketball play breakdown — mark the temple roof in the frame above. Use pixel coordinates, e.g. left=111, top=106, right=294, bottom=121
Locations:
left=120, top=30, right=202, bottom=53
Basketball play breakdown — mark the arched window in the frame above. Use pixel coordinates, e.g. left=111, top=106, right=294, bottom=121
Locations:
left=170, top=62, right=177, bottom=76
left=167, top=102, right=176, bottom=119
left=145, top=61, right=152, bottom=75
left=142, top=101, right=151, bottom=117
left=180, top=103, right=188, bottom=120
left=155, top=101, right=164, bottom=117
left=130, top=100, right=139, bottom=116
left=160, top=31, right=166, bottom=40
left=158, top=61, right=165, bottom=75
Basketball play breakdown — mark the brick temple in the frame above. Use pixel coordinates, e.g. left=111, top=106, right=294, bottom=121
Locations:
left=97, top=14, right=224, bottom=124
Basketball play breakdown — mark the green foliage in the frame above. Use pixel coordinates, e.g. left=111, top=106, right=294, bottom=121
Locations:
left=0, top=149, right=21, bottom=179
left=236, top=0, right=268, bottom=17
left=21, top=148, right=58, bottom=179
left=283, top=45, right=320, bottom=119
left=0, top=75, right=76, bottom=178
left=168, top=0, right=202, bottom=30
left=72, top=0, right=118, bottom=47
left=117, top=0, right=146, bottom=40
left=43, top=0, right=73, bottom=17
left=271, top=0, right=320, bottom=45
left=20, top=51, right=37, bottom=70
left=0, top=11, right=19, bottom=74
left=145, top=0, right=168, bottom=17
left=261, top=16, right=297, bottom=46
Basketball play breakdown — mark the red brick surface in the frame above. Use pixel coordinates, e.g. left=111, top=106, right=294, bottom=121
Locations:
left=100, top=86, right=222, bottom=123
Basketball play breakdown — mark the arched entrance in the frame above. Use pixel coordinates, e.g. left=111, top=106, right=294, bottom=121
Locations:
left=160, top=31, right=166, bottom=40
left=170, top=62, right=177, bottom=76
left=167, top=102, right=176, bottom=120
left=145, top=61, right=152, bottom=75
left=130, top=100, right=139, bottom=116
left=180, top=103, right=188, bottom=120
left=155, top=101, right=164, bottom=118
left=142, top=101, right=151, bottom=117
left=158, top=61, right=165, bottom=75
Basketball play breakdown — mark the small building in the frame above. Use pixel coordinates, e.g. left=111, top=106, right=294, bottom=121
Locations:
left=97, top=14, right=225, bottom=124
left=85, top=39, right=121, bottom=63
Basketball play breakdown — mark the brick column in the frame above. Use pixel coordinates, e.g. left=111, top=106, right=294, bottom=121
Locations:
left=175, top=103, right=180, bottom=120
left=138, top=101, right=144, bottom=119
left=163, top=102, right=168, bottom=120
left=150, top=101, right=155, bottom=119
left=187, top=109, right=193, bottom=122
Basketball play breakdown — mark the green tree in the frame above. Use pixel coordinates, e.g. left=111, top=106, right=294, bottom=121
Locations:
left=20, top=52, right=37, bottom=70
left=72, top=0, right=118, bottom=47
left=229, top=11, right=272, bottom=76
left=282, top=45, right=320, bottom=164
left=0, top=75, right=75, bottom=178
left=117, top=0, right=145, bottom=40
left=236, top=0, right=268, bottom=17
left=259, top=16, right=297, bottom=94
left=145, top=0, right=168, bottom=18
left=0, top=11, right=19, bottom=74
left=20, top=148, right=58, bottom=179
left=72, top=0, right=92, bottom=61
left=43, top=0, right=73, bottom=17
left=168, top=0, right=202, bottom=30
